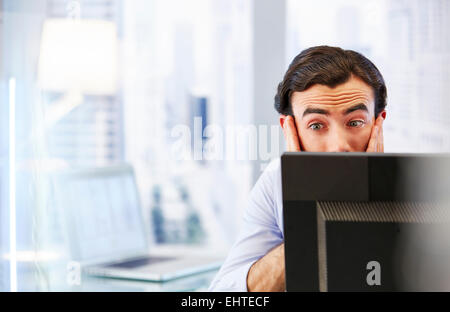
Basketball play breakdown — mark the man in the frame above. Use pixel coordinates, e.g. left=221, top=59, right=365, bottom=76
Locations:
left=208, top=46, right=387, bottom=292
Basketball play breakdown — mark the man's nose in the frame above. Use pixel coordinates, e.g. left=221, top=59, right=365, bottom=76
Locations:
left=327, top=129, right=352, bottom=152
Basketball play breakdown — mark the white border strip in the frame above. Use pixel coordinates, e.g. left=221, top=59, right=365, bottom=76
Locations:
left=9, top=78, right=17, bottom=292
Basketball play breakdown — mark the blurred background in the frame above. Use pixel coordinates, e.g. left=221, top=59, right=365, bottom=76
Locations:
left=0, top=0, right=449, bottom=291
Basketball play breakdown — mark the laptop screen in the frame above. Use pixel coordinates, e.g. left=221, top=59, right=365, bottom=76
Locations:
left=56, top=166, right=148, bottom=263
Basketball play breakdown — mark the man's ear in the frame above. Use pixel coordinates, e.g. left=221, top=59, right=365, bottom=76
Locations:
left=377, top=110, right=387, bottom=120
left=279, top=114, right=288, bottom=129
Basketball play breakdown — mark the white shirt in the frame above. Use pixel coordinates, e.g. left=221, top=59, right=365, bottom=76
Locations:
left=208, top=157, right=284, bottom=291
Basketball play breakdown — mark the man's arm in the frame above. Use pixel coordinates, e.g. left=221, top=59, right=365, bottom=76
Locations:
left=208, top=159, right=283, bottom=292
left=247, top=243, right=285, bottom=292
left=241, top=115, right=298, bottom=292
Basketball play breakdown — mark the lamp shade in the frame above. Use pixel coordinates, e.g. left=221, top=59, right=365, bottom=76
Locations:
left=38, top=19, right=118, bottom=95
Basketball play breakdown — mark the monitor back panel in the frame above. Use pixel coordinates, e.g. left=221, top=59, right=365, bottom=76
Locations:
left=317, top=201, right=450, bottom=291
left=282, top=153, right=450, bottom=291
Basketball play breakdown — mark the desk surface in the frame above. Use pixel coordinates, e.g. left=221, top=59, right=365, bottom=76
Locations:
left=71, top=270, right=218, bottom=292
left=15, top=263, right=218, bottom=292
left=9, top=245, right=225, bottom=292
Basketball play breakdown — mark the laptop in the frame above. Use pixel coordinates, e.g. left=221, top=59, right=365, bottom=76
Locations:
left=54, top=165, right=223, bottom=282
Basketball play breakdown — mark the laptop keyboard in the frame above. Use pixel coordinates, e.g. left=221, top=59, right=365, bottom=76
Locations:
left=104, top=256, right=177, bottom=269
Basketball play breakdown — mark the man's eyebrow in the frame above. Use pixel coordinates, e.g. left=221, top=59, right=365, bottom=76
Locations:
left=302, top=103, right=369, bottom=118
left=302, top=107, right=329, bottom=118
left=344, top=103, right=369, bottom=115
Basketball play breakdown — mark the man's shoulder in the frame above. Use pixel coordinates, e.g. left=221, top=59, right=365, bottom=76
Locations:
left=247, top=157, right=283, bottom=228
left=253, top=157, right=281, bottom=193
left=263, top=157, right=281, bottom=175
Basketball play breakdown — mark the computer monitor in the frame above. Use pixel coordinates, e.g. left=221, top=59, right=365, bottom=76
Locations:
left=282, top=153, right=450, bottom=291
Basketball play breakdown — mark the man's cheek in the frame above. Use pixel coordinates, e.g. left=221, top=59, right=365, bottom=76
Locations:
left=297, top=132, right=309, bottom=151
left=359, top=128, right=373, bottom=151
left=298, top=132, right=305, bottom=151
left=299, top=133, right=322, bottom=152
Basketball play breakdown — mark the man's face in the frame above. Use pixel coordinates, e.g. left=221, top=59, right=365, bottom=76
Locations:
left=290, top=75, right=376, bottom=152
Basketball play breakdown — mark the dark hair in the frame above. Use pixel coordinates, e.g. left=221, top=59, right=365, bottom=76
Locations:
left=274, top=46, right=387, bottom=117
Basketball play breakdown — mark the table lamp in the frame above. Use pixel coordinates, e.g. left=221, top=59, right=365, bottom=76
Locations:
left=38, top=18, right=118, bottom=126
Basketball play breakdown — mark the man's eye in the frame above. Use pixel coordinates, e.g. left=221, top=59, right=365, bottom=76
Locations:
left=348, top=120, right=365, bottom=128
left=309, top=123, right=324, bottom=131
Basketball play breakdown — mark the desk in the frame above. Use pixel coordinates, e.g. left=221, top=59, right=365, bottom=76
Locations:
left=9, top=245, right=225, bottom=291
left=68, top=270, right=218, bottom=292
left=14, top=262, right=218, bottom=292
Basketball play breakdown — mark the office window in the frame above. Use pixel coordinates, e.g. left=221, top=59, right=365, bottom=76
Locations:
left=0, top=0, right=253, bottom=291
left=0, top=0, right=7, bottom=291
left=121, top=0, right=253, bottom=247
left=44, top=0, right=124, bottom=167
left=0, top=0, right=126, bottom=291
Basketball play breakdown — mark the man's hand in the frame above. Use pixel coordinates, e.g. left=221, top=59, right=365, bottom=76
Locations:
left=281, top=115, right=301, bottom=152
left=366, top=112, right=386, bottom=152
